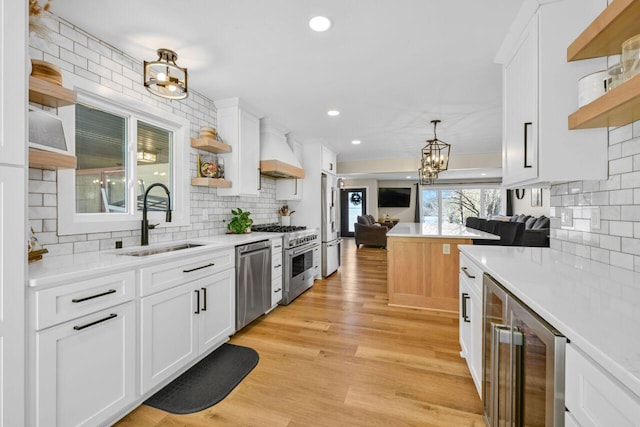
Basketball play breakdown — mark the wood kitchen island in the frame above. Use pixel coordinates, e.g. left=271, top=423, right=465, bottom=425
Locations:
left=386, top=223, right=499, bottom=312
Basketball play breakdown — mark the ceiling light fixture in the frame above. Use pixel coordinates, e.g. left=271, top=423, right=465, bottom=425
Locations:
left=406, top=176, right=411, bottom=179
left=144, top=48, right=188, bottom=100
left=418, top=119, right=451, bottom=185
left=352, top=140, right=361, bottom=145
left=137, top=151, right=157, bottom=163
left=309, top=16, right=332, bottom=32
left=327, top=110, right=340, bottom=116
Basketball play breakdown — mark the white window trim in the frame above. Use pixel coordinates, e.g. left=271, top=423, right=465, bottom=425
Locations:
left=58, top=75, right=190, bottom=236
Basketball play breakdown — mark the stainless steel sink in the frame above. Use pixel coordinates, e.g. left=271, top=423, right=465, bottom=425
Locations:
left=118, top=243, right=204, bottom=257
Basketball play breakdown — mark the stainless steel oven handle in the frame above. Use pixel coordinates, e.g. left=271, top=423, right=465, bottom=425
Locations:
left=289, top=243, right=318, bottom=256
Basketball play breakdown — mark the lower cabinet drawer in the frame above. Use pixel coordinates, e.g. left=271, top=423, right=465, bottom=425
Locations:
left=139, top=248, right=234, bottom=296
left=34, top=270, right=135, bottom=330
left=272, top=253, right=283, bottom=279
left=271, top=277, right=282, bottom=306
left=459, top=253, right=482, bottom=294
left=34, top=302, right=136, bottom=427
left=565, top=344, right=640, bottom=427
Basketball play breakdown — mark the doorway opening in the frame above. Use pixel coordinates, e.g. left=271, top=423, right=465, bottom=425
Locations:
left=340, top=188, right=366, bottom=237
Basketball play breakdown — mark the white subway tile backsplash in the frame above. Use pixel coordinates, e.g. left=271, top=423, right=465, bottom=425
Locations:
left=100, top=55, right=122, bottom=74
left=610, top=251, right=634, bottom=270
left=610, top=123, right=633, bottom=145
left=621, top=171, right=640, bottom=189
left=88, top=60, right=111, bottom=79
left=599, top=235, right=621, bottom=251
left=29, top=206, right=57, bottom=220
left=60, top=23, right=87, bottom=46
left=610, top=157, right=634, bottom=175
left=610, top=221, right=634, bottom=237
left=621, top=205, right=640, bottom=221
left=609, top=189, right=634, bottom=205
left=60, top=47, right=87, bottom=69
left=74, top=42, right=100, bottom=63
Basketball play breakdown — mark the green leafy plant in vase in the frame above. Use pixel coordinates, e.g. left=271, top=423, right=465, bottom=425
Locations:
left=225, top=208, right=253, bottom=234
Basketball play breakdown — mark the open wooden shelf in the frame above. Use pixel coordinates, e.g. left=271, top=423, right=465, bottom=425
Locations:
left=191, top=177, right=232, bottom=188
left=29, top=148, right=77, bottom=169
left=568, top=0, right=640, bottom=61
left=190, top=138, right=232, bottom=154
left=29, top=76, right=76, bottom=108
left=569, top=73, right=640, bottom=129
left=259, top=160, right=305, bottom=179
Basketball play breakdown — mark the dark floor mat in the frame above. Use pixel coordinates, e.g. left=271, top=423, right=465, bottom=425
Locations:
left=144, top=343, right=259, bottom=414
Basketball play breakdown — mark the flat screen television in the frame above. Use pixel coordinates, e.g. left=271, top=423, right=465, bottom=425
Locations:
left=378, top=187, right=411, bottom=207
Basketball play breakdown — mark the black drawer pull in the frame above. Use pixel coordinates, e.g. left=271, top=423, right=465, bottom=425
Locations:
left=274, top=264, right=282, bottom=268
left=274, top=288, right=282, bottom=292
left=72, top=289, right=117, bottom=303
left=73, top=313, right=117, bottom=331
left=201, top=287, right=207, bottom=311
left=461, top=267, right=476, bottom=279
left=195, top=290, right=201, bottom=314
left=183, top=263, right=215, bottom=273
left=461, top=293, right=470, bottom=323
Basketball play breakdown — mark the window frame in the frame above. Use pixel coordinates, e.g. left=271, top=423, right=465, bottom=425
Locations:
left=58, top=77, right=190, bottom=236
left=419, top=184, right=506, bottom=226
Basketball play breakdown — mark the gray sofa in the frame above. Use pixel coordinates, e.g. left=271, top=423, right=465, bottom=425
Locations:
left=354, top=215, right=388, bottom=248
left=465, top=215, right=550, bottom=247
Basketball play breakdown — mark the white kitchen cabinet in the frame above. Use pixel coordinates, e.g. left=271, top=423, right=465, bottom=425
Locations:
left=497, top=0, right=607, bottom=187
left=313, top=245, right=321, bottom=279
left=458, top=253, right=483, bottom=397
left=198, top=269, right=235, bottom=354
left=270, top=237, right=283, bottom=306
left=321, top=146, right=337, bottom=175
left=140, top=271, right=235, bottom=394
left=565, top=343, right=640, bottom=427
left=35, top=302, right=136, bottom=427
left=275, top=177, right=303, bottom=201
left=140, top=281, right=198, bottom=394
left=215, top=98, right=262, bottom=196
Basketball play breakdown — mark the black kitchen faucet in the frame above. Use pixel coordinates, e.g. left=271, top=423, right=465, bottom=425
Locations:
left=141, top=183, right=172, bottom=246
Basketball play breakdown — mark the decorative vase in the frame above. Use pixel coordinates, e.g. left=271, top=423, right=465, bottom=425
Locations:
left=281, top=216, right=290, bottom=226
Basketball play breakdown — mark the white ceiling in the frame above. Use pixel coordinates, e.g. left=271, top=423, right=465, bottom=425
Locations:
left=50, top=0, right=523, bottom=164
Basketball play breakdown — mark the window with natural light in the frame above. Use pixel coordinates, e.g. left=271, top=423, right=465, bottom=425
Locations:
left=57, top=82, right=189, bottom=235
left=420, top=188, right=502, bottom=226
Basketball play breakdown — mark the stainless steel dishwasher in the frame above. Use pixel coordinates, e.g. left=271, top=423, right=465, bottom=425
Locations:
left=236, top=240, right=271, bottom=330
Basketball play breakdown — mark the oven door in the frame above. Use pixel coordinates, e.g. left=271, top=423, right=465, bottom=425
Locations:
left=284, top=242, right=318, bottom=302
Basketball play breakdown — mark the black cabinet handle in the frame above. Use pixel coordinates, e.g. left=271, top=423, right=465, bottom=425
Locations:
left=183, top=263, right=215, bottom=273
left=201, top=287, right=207, bottom=311
left=274, top=264, right=282, bottom=268
left=72, top=289, right=117, bottom=303
left=274, top=288, right=282, bottom=292
left=461, top=267, right=475, bottom=279
left=461, top=293, right=470, bottom=323
left=523, top=122, right=532, bottom=168
left=73, top=313, right=117, bottom=331
left=257, top=167, right=261, bottom=190
left=294, top=178, right=298, bottom=196
left=194, top=290, right=200, bottom=314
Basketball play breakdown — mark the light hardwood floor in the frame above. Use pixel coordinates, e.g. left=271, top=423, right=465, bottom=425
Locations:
left=116, top=238, right=484, bottom=426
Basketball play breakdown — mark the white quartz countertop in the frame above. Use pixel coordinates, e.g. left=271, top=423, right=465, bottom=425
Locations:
left=387, top=223, right=500, bottom=240
left=28, top=232, right=281, bottom=288
left=459, top=245, right=640, bottom=398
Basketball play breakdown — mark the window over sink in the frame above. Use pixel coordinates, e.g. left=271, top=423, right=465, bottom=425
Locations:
left=57, top=78, right=189, bottom=235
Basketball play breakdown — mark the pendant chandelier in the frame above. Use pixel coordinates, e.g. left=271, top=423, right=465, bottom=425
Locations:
left=144, top=49, right=188, bottom=100
left=418, top=119, right=450, bottom=185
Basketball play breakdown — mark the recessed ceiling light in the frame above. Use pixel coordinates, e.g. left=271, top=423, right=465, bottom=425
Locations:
left=352, top=140, right=361, bottom=145
left=309, top=16, right=332, bottom=32
left=327, top=110, right=340, bottom=116
left=481, top=173, right=487, bottom=176
left=406, top=176, right=412, bottom=179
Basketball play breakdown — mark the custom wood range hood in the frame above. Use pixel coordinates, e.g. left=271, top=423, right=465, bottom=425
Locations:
left=259, top=118, right=305, bottom=179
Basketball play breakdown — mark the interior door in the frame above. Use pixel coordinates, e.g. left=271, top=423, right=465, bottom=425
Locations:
left=340, top=188, right=366, bottom=237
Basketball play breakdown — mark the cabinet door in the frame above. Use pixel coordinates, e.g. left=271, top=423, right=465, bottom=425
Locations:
left=35, top=303, right=136, bottom=427
left=469, top=288, right=483, bottom=397
left=0, top=166, right=25, bottom=426
left=140, top=284, right=198, bottom=394
left=321, top=146, right=336, bottom=175
left=239, top=109, right=261, bottom=196
left=275, top=178, right=303, bottom=200
left=197, top=270, right=235, bottom=354
left=503, top=13, right=539, bottom=186
left=459, top=278, right=471, bottom=358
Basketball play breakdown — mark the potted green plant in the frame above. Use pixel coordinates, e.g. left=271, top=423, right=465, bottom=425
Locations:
left=225, top=208, right=253, bottom=234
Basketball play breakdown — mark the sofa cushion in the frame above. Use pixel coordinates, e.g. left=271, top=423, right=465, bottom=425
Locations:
left=357, top=215, right=370, bottom=225
left=532, top=216, right=550, bottom=230
left=516, top=214, right=531, bottom=223
left=509, top=215, right=519, bottom=222
left=525, top=217, right=537, bottom=230
left=366, top=214, right=376, bottom=225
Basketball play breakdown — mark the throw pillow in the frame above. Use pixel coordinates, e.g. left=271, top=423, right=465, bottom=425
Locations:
left=525, top=217, right=537, bottom=230
left=532, top=217, right=550, bottom=230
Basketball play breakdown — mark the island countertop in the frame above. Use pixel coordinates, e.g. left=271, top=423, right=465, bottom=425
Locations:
left=387, top=222, right=500, bottom=240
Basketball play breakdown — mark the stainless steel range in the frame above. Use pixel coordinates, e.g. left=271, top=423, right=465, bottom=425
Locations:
left=252, top=224, right=320, bottom=305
